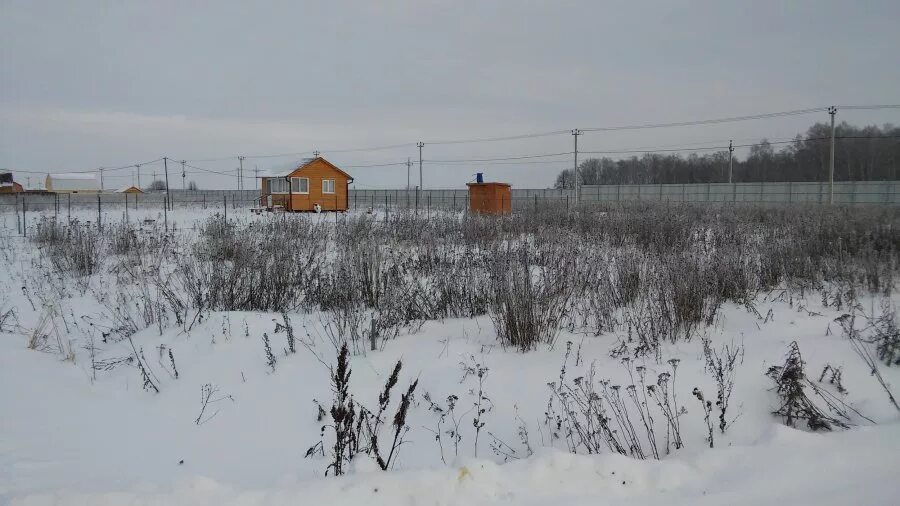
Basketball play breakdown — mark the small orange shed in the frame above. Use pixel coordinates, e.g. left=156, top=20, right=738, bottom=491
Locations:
left=467, top=182, right=512, bottom=214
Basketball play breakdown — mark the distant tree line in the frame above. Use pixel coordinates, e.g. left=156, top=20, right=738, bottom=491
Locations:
left=554, top=121, right=900, bottom=188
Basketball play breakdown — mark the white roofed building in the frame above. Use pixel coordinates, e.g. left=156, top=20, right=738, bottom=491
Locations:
left=45, top=173, right=101, bottom=193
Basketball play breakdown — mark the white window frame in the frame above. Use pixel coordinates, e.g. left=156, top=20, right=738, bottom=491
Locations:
left=291, top=177, right=309, bottom=194
left=269, top=178, right=289, bottom=194
left=322, top=179, right=336, bottom=194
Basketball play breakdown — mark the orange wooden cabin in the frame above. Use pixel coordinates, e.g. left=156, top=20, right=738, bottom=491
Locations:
left=467, top=182, right=512, bottom=214
left=260, top=157, right=353, bottom=212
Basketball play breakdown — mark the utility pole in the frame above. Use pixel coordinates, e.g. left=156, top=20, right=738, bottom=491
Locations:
left=163, top=157, right=171, bottom=210
left=417, top=142, right=424, bottom=190
left=99, top=168, right=104, bottom=192
left=728, top=140, right=734, bottom=183
left=238, top=156, right=245, bottom=192
left=254, top=165, right=259, bottom=191
left=406, top=157, right=412, bottom=190
left=181, top=160, right=186, bottom=191
left=136, top=164, right=141, bottom=188
left=828, top=106, right=837, bottom=204
left=572, top=129, right=582, bottom=204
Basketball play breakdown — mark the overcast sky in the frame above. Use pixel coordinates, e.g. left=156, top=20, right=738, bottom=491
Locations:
left=2, top=1, right=898, bottom=190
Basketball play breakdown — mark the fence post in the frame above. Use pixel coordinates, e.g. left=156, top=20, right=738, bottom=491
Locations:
left=67, top=194, right=71, bottom=223
left=15, top=193, right=20, bottom=235
left=125, top=194, right=129, bottom=222
left=97, top=194, right=102, bottom=231
left=224, top=195, right=227, bottom=222
left=22, top=195, right=27, bottom=237
left=788, top=181, right=793, bottom=204
left=163, top=196, right=168, bottom=232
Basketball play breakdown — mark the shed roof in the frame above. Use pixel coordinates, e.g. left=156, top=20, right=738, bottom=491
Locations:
left=115, top=185, right=144, bottom=193
left=467, top=182, right=512, bottom=187
left=49, top=172, right=98, bottom=180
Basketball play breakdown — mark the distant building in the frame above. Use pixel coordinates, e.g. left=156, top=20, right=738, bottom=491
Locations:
left=115, top=185, right=144, bottom=194
left=45, top=173, right=100, bottom=194
left=0, top=172, right=24, bottom=193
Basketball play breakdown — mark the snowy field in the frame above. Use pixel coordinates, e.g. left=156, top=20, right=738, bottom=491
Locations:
left=1, top=204, right=900, bottom=505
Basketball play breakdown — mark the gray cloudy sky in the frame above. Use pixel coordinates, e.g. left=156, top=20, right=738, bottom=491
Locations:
left=2, top=0, right=898, bottom=190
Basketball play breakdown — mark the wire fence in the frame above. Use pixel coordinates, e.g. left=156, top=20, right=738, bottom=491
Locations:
left=581, top=180, right=900, bottom=205
left=2, top=181, right=898, bottom=237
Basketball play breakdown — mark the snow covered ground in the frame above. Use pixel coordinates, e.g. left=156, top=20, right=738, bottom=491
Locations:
left=2, top=206, right=899, bottom=505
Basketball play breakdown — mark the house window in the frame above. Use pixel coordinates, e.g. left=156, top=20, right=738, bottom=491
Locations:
left=269, top=178, right=288, bottom=193
left=291, top=177, right=309, bottom=194
left=322, top=179, right=335, bottom=194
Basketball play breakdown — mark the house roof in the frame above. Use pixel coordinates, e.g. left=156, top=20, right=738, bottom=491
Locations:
left=49, top=172, right=98, bottom=180
left=260, top=157, right=354, bottom=181
left=46, top=172, right=100, bottom=191
left=261, top=158, right=315, bottom=178
left=115, top=185, right=143, bottom=193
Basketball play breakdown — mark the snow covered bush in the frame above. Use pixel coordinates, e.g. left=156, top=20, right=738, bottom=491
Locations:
left=488, top=246, right=573, bottom=351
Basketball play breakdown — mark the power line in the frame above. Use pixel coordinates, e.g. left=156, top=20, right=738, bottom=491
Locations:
left=4, top=104, right=898, bottom=178
left=580, top=134, right=900, bottom=156
left=423, top=129, right=570, bottom=146
left=342, top=161, right=411, bottom=168
left=581, top=107, right=828, bottom=132
left=837, top=104, right=900, bottom=111
left=425, top=151, right=573, bottom=163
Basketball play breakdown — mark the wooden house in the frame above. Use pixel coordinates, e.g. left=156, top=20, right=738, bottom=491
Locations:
left=260, top=157, right=353, bottom=212
left=467, top=181, right=512, bottom=214
left=115, top=185, right=144, bottom=194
